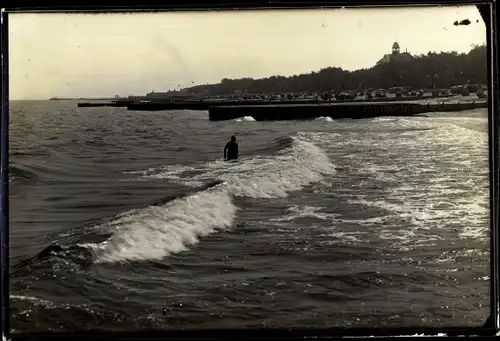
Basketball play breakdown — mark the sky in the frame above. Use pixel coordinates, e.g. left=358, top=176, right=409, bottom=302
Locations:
left=9, top=5, right=487, bottom=100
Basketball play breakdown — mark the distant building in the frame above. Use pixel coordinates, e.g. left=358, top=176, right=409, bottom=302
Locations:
left=392, top=41, right=400, bottom=54
left=145, top=90, right=202, bottom=101
left=376, top=41, right=415, bottom=65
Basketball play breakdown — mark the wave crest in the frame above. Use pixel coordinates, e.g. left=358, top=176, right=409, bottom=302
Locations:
left=89, top=188, right=236, bottom=263
left=90, top=133, right=335, bottom=263
left=234, top=116, right=256, bottom=122
left=315, top=116, right=334, bottom=122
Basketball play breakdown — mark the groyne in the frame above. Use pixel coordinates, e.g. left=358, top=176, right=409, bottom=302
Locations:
left=77, top=100, right=135, bottom=108
left=207, top=100, right=487, bottom=121
left=124, top=96, right=429, bottom=111
left=77, top=102, right=131, bottom=108
left=126, top=99, right=321, bottom=111
left=75, top=97, right=487, bottom=121
left=75, top=96, right=437, bottom=111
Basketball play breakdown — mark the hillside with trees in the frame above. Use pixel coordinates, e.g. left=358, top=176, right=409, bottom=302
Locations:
left=185, top=44, right=487, bottom=96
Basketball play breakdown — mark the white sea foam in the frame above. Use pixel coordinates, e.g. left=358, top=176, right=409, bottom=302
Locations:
left=142, top=135, right=335, bottom=198
left=234, top=116, right=256, bottom=122
left=11, top=295, right=51, bottom=304
left=372, top=117, right=398, bottom=122
left=315, top=116, right=334, bottom=122
left=287, top=116, right=489, bottom=249
left=90, top=135, right=336, bottom=263
left=10, top=295, right=68, bottom=309
left=341, top=117, right=489, bottom=249
left=89, top=188, right=237, bottom=263
left=270, top=204, right=340, bottom=223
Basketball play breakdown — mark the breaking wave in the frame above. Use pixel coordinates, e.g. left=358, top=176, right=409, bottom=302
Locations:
left=84, top=133, right=335, bottom=263
left=315, top=116, right=334, bottom=122
left=234, top=116, right=256, bottom=122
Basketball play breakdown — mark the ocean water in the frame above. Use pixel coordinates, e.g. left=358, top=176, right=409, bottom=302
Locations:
left=8, top=100, right=490, bottom=332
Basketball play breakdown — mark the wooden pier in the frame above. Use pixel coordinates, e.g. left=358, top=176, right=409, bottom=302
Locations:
left=207, top=100, right=488, bottom=121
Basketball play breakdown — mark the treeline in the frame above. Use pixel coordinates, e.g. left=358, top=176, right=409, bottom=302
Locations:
left=187, top=44, right=487, bottom=95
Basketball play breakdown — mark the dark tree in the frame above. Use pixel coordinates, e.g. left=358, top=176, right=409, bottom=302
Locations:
left=186, top=45, right=487, bottom=96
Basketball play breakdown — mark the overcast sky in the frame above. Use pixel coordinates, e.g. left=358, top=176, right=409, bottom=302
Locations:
left=9, top=5, right=486, bottom=100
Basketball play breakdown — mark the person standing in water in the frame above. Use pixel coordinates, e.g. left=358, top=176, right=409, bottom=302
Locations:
left=224, top=135, right=238, bottom=161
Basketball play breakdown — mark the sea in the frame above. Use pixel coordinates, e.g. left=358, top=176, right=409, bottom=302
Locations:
left=8, top=99, right=490, bottom=333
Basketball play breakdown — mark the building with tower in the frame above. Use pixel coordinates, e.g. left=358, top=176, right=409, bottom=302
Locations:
left=392, top=42, right=400, bottom=55
left=376, top=41, right=414, bottom=65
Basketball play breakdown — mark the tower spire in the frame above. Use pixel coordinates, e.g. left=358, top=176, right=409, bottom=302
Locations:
left=392, top=41, right=400, bottom=54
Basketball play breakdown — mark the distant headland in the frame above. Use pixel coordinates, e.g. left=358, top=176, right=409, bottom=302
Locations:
left=68, top=42, right=490, bottom=122
left=56, top=42, right=488, bottom=102
left=179, top=42, right=487, bottom=98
